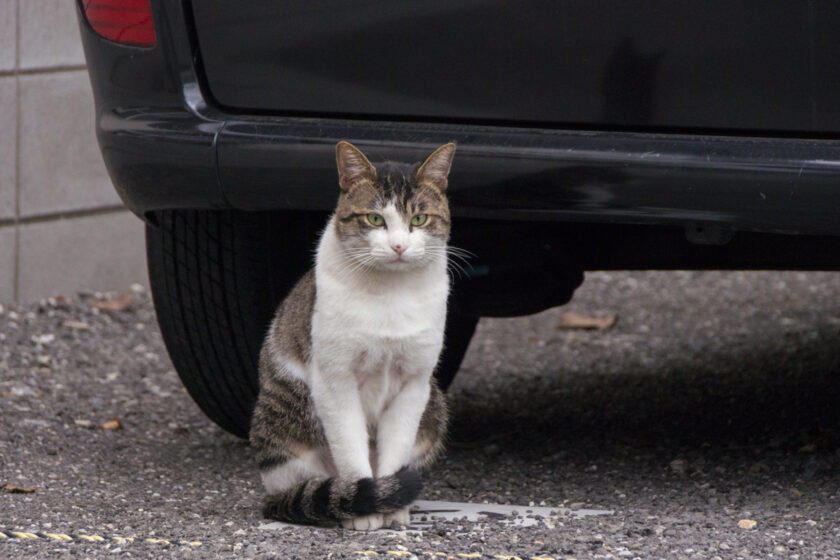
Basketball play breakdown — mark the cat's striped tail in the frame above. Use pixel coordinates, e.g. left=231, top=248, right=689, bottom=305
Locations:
left=262, top=467, right=422, bottom=525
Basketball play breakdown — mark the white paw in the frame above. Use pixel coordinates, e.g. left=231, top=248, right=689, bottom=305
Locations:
left=383, top=507, right=410, bottom=528
left=342, top=513, right=384, bottom=531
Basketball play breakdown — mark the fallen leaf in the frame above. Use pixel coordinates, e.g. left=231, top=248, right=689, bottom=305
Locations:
left=102, top=418, right=121, bottom=430
left=1, top=482, right=36, bottom=494
left=91, top=292, right=135, bottom=312
left=62, top=320, right=91, bottom=330
left=557, top=311, right=618, bottom=330
left=738, top=519, right=757, bottom=530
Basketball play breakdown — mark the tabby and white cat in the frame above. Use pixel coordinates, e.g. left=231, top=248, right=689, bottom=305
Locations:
left=250, top=141, right=456, bottom=530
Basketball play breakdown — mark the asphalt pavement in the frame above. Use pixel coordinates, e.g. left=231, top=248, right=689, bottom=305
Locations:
left=1, top=270, right=839, bottom=559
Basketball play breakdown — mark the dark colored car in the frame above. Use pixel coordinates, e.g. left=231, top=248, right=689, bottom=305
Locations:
left=77, top=1, right=840, bottom=438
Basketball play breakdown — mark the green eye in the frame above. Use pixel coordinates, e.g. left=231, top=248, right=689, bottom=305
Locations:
left=411, top=214, right=428, bottom=227
left=367, top=213, right=384, bottom=227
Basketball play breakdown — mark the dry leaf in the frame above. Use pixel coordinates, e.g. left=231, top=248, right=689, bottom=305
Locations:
left=91, top=292, right=135, bottom=312
left=738, top=519, right=757, bottom=530
left=62, top=320, right=91, bottom=330
left=557, top=311, right=617, bottom=330
left=102, top=418, right=121, bottom=430
left=1, top=482, right=36, bottom=494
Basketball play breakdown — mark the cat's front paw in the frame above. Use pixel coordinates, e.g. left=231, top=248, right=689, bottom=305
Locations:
left=383, top=506, right=411, bottom=528
left=342, top=513, right=384, bottom=531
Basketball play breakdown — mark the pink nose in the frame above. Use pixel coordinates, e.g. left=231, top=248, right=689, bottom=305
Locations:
left=391, top=244, right=405, bottom=255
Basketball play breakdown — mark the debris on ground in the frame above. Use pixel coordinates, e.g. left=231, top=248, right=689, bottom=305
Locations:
left=102, top=418, right=122, bottom=430
left=556, top=311, right=618, bottom=330
left=90, top=292, right=135, bottom=312
left=1, top=483, right=36, bottom=494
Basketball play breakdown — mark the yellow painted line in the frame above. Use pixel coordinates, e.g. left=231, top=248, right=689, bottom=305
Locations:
left=44, top=533, right=73, bottom=541
left=0, top=529, right=200, bottom=547
left=354, top=552, right=566, bottom=560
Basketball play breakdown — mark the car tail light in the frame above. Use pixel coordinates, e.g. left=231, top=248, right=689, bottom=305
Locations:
left=80, top=0, right=156, bottom=47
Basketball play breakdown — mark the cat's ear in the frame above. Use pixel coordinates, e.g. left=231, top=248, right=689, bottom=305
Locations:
left=416, top=143, right=456, bottom=191
left=336, top=141, right=377, bottom=192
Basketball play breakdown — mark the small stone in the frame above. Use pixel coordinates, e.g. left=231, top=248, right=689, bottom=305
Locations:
left=738, top=519, right=757, bottom=530
left=669, top=459, right=687, bottom=475
left=31, top=333, right=55, bottom=345
left=653, top=525, right=666, bottom=536
left=102, top=418, right=121, bottom=430
left=74, top=419, right=92, bottom=428
left=62, top=320, right=91, bottom=331
left=36, top=355, right=51, bottom=367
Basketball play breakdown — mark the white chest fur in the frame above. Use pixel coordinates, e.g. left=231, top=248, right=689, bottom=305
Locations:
left=310, top=221, right=449, bottom=425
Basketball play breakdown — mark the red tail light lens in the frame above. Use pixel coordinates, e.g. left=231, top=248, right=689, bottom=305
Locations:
left=81, top=0, right=156, bottom=47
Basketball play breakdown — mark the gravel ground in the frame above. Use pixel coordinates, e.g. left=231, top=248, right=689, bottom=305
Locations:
left=1, top=271, right=839, bottom=559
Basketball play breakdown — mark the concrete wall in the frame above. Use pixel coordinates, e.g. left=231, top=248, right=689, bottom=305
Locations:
left=0, top=1, right=147, bottom=302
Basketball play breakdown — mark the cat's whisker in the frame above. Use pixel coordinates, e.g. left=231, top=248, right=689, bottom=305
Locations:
left=342, top=257, right=376, bottom=279
left=350, top=254, right=381, bottom=278
left=446, top=244, right=476, bottom=258
left=333, top=252, right=376, bottom=279
left=446, top=258, right=469, bottom=280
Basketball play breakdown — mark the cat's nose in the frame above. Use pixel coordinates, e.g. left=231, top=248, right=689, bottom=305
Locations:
left=391, top=244, right=406, bottom=256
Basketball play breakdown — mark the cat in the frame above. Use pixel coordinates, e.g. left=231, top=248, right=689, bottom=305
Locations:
left=249, top=141, right=456, bottom=530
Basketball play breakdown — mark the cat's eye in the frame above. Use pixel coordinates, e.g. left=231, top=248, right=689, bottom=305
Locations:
left=411, top=214, right=428, bottom=227
left=366, top=213, right=384, bottom=227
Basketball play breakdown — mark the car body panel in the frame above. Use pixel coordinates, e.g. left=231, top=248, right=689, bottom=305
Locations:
left=191, top=0, right=840, bottom=134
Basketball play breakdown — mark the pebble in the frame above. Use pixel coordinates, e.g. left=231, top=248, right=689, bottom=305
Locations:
left=31, top=333, right=55, bottom=345
left=669, top=459, right=687, bottom=475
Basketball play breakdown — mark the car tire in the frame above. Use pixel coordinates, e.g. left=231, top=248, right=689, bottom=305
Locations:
left=146, top=209, right=475, bottom=437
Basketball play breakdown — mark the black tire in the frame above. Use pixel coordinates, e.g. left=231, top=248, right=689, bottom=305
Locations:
left=146, top=210, right=318, bottom=437
left=146, top=209, right=475, bottom=437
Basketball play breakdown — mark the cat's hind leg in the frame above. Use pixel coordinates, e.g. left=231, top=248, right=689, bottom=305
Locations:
left=409, top=381, right=449, bottom=470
